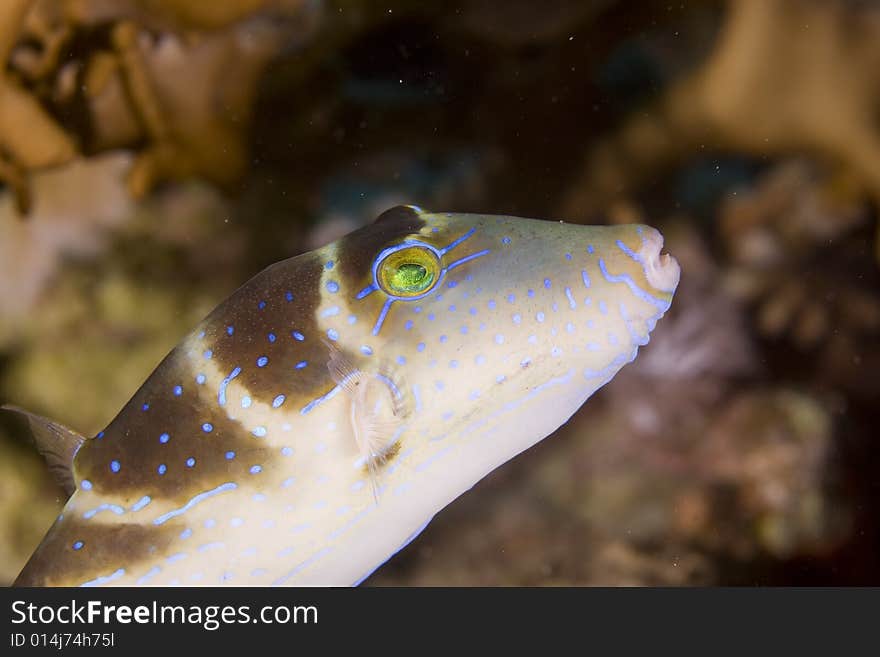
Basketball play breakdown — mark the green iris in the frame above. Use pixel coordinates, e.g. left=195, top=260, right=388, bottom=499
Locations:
left=377, top=246, right=441, bottom=297
left=390, top=263, right=433, bottom=293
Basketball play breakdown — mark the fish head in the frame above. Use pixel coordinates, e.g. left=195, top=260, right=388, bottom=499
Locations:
left=317, top=205, right=680, bottom=508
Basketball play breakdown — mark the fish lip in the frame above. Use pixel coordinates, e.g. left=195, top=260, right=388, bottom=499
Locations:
left=639, top=227, right=680, bottom=293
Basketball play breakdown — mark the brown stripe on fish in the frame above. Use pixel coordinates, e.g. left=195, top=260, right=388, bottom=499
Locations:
left=333, top=205, right=426, bottom=294
left=203, top=251, right=331, bottom=402
left=72, top=250, right=330, bottom=506
left=15, top=513, right=180, bottom=586
left=72, top=350, right=276, bottom=507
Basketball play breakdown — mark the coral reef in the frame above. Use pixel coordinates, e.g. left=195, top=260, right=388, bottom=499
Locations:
left=1, top=0, right=878, bottom=585
left=0, top=0, right=319, bottom=211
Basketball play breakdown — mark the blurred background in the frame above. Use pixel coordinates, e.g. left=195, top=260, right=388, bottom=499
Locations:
left=1, top=0, right=878, bottom=585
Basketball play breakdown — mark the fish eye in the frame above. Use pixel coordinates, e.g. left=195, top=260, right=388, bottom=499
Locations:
left=376, top=245, right=441, bottom=298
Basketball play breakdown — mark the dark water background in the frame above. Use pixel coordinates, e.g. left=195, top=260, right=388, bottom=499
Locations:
left=0, top=0, right=877, bottom=585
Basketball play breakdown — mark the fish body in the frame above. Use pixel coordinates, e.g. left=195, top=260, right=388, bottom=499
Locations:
left=11, top=206, right=679, bottom=586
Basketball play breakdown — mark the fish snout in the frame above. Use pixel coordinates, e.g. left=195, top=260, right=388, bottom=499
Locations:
left=639, top=226, right=680, bottom=294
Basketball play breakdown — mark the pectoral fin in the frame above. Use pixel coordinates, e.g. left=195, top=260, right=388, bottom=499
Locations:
left=323, top=341, right=410, bottom=500
left=1, top=405, right=87, bottom=497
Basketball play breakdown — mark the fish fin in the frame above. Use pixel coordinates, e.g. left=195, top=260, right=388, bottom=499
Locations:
left=1, top=404, right=87, bottom=497
left=323, top=341, right=407, bottom=501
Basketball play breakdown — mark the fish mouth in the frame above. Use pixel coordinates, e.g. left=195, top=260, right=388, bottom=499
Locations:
left=639, top=227, right=680, bottom=293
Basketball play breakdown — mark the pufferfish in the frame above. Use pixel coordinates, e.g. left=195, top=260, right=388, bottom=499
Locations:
left=6, top=206, right=680, bottom=586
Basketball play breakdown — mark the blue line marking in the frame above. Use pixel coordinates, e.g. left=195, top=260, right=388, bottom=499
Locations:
left=565, top=286, right=576, bottom=309
left=301, top=385, right=342, bottom=415
left=616, top=239, right=644, bottom=263
left=619, top=301, right=650, bottom=346
left=412, top=384, right=422, bottom=412
left=198, top=541, right=224, bottom=553
left=131, top=495, right=152, bottom=512
left=356, top=284, right=377, bottom=299
left=439, top=227, right=476, bottom=255
left=372, top=298, right=394, bottom=335
left=447, top=249, right=490, bottom=271
left=218, top=366, right=241, bottom=406
left=83, top=503, right=125, bottom=519
left=81, top=568, right=125, bottom=587
left=152, top=482, right=238, bottom=526
left=375, top=373, right=403, bottom=399
left=136, top=566, right=160, bottom=585
left=272, top=547, right=334, bottom=586
left=598, top=258, right=669, bottom=310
